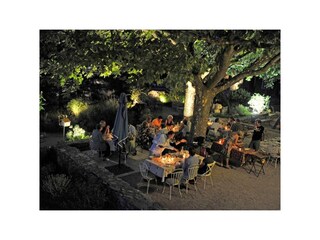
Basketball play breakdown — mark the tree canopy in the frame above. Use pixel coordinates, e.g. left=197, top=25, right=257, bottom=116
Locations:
left=40, top=29, right=280, bottom=137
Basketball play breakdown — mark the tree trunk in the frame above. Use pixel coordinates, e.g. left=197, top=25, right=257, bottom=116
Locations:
left=189, top=75, right=216, bottom=141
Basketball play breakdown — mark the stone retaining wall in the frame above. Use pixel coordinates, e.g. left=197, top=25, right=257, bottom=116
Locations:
left=54, top=143, right=164, bottom=210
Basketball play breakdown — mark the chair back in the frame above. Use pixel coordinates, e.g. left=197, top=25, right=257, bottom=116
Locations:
left=187, top=165, right=199, bottom=181
left=169, top=169, right=183, bottom=185
left=205, top=161, right=216, bottom=176
left=139, top=162, right=149, bottom=178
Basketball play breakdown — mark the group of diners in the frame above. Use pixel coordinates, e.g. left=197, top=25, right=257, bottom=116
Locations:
left=136, top=114, right=191, bottom=151
left=90, top=119, right=138, bottom=160
left=90, top=120, right=116, bottom=159
left=207, top=117, right=265, bottom=169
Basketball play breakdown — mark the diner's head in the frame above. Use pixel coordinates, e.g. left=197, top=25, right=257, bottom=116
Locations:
left=167, top=115, right=173, bottom=121
left=236, top=118, right=241, bottom=123
left=229, top=117, right=235, bottom=123
left=100, top=120, right=106, bottom=128
left=206, top=148, right=213, bottom=156
left=157, top=115, right=163, bottom=120
left=96, top=123, right=101, bottom=130
left=146, top=115, right=152, bottom=122
left=167, top=130, right=175, bottom=139
left=166, top=124, right=174, bottom=131
left=215, top=117, right=220, bottom=123
left=188, top=146, right=196, bottom=156
left=255, top=119, right=262, bottom=126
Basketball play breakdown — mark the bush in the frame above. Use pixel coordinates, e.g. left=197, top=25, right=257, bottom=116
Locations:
left=77, top=98, right=119, bottom=132
left=248, top=93, right=270, bottom=114
left=42, top=174, right=71, bottom=198
left=235, top=104, right=252, bottom=116
left=67, top=98, right=88, bottom=117
left=40, top=110, right=63, bottom=132
left=66, top=124, right=90, bottom=141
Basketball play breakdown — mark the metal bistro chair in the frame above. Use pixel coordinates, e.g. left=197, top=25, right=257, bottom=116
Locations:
left=184, top=165, right=199, bottom=194
left=138, top=162, right=157, bottom=194
left=162, top=168, right=184, bottom=200
left=197, top=161, right=216, bottom=190
left=249, top=157, right=267, bottom=177
left=267, top=146, right=280, bottom=168
left=89, top=137, right=105, bottom=160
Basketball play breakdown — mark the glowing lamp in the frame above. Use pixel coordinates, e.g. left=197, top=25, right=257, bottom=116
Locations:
left=183, top=81, right=196, bottom=117
left=59, top=117, right=71, bottom=141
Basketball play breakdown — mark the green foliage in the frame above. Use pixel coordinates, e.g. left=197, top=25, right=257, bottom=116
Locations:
left=42, top=174, right=71, bottom=198
left=66, top=124, right=90, bottom=141
left=40, top=110, right=64, bottom=132
left=67, top=99, right=88, bottom=117
left=229, top=89, right=251, bottom=105
left=40, top=91, right=46, bottom=111
left=259, top=65, right=280, bottom=88
left=40, top=30, right=280, bottom=138
left=77, top=98, right=119, bottom=131
left=235, top=104, right=252, bottom=116
left=227, top=48, right=265, bottom=77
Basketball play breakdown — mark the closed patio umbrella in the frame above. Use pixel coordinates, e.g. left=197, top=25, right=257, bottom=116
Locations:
left=112, top=92, right=128, bottom=165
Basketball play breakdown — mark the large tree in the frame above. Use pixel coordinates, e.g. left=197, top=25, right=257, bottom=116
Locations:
left=40, top=30, right=280, bottom=139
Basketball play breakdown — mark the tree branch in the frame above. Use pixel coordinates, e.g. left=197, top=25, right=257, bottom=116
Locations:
left=205, top=46, right=236, bottom=89
left=215, top=53, right=280, bottom=93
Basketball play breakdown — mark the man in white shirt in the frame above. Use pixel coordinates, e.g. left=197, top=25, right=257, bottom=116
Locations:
left=149, top=131, right=178, bottom=156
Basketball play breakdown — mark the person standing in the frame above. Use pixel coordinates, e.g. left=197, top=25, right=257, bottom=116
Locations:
left=248, top=119, right=264, bottom=151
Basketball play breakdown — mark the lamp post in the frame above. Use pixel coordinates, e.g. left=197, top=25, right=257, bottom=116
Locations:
left=59, top=117, right=71, bottom=140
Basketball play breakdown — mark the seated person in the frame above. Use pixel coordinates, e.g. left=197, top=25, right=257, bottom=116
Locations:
left=99, top=121, right=115, bottom=154
left=151, top=116, right=163, bottom=130
left=221, top=131, right=239, bottom=169
left=180, top=119, right=190, bottom=137
left=136, top=119, right=154, bottom=149
left=165, top=115, right=175, bottom=127
left=170, top=132, right=188, bottom=151
left=179, top=147, right=199, bottom=181
left=149, top=131, right=178, bottom=156
left=198, top=148, right=215, bottom=174
left=91, top=124, right=110, bottom=158
left=220, top=122, right=232, bottom=139
left=231, top=118, right=243, bottom=132
left=207, top=118, right=223, bottom=140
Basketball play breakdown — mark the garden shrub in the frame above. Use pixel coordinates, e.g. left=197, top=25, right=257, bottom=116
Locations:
left=248, top=93, right=270, bottom=114
left=66, top=124, right=90, bottom=141
left=42, top=174, right=71, bottom=198
left=77, top=98, right=118, bottom=132
left=67, top=98, right=88, bottom=117
left=40, top=110, right=63, bottom=132
left=235, top=104, right=252, bottom=116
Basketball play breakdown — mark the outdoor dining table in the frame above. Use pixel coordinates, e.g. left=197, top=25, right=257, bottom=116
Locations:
left=144, top=153, right=204, bottom=182
left=211, top=141, right=269, bottom=171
